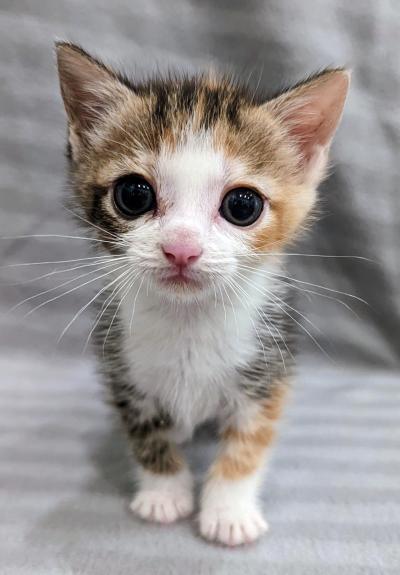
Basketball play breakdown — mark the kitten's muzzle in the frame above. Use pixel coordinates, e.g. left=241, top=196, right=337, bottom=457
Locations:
left=162, top=241, right=203, bottom=269
left=158, top=227, right=204, bottom=290
left=159, top=241, right=204, bottom=290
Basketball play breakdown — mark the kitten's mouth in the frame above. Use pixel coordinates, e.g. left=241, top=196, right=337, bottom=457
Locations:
left=158, top=269, right=203, bottom=290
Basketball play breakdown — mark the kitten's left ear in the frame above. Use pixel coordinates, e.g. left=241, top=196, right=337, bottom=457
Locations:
left=263, top=69, right=350, bottom=186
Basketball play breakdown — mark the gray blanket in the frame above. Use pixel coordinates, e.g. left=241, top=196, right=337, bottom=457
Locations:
left=0, top=1, right=399, bottom=573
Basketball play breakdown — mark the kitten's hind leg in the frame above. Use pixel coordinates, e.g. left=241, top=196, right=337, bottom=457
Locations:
left=199, top=383, right=287, bottom=546
left=118, top=404, right=194, bottom=524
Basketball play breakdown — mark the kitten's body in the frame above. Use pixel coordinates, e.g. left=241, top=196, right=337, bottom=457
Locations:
left=56, top=43, right=349, bottom=546
left=99, top=264, right=290, bottom=436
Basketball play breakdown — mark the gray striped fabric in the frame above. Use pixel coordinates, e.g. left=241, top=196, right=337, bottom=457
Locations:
left=1, top=354, right=399, bottom=574
left=0, top=1, right=399, bottom=573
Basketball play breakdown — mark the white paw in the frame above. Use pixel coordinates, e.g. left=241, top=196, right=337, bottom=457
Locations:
left=130, top=490, right=194, bottom=524
left=130, top=467, right=194, bottom=524
left=199, top=506, right=268, bottom=546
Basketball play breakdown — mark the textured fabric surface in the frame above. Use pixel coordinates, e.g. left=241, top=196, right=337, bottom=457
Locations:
left=1, top=352, right=399, bottom=574
left=0, top=1, right=399, bottom=573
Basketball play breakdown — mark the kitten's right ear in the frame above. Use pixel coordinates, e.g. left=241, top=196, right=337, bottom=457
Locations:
left=55, top=42, right=129, bottom=157
left=262, top=69, right=350, bottom=187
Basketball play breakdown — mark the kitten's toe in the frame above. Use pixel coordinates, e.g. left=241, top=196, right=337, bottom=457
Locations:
left=199, top=506, right=268, bottom=546
left=130, top=490, right=194, bottom=524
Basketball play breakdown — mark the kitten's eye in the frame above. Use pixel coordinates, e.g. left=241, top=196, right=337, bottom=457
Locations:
left=220, top=188, right=264, bottom=227
left=113, top=175, right=156, bottom=218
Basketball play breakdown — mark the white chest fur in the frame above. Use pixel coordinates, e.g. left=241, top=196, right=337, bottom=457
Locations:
left=119, top=276, right=270, bottom=431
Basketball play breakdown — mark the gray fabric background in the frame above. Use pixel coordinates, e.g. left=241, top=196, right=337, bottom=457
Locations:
left=0, top=1, right=399, bottom=574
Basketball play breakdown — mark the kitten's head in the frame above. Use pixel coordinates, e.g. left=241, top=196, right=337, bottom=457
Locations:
left=56, top=43, right=349, bottom=303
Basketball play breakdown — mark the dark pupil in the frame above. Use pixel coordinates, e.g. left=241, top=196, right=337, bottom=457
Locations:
left=224, top=188, right=262, bottom=225
left=116, top=177, right=154, bottom=217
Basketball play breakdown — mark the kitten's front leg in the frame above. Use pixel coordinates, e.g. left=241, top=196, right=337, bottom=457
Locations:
left=199, top=384, right=287, bottom=546
left=117, top=401, right=194, bottom=524
left=131, top=464, right=194, bottom=524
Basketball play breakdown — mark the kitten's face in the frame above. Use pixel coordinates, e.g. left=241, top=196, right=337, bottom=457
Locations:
left=104, top=136, right=284, bottom=300
left=57, top=44, right=349, bottom=302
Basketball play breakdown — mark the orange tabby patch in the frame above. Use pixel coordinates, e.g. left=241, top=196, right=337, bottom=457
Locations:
left=252, top=183, right=316, bottom=253
left=212, top=385, right=288, bottom=480
left=214, top=427, right=275, bottom=480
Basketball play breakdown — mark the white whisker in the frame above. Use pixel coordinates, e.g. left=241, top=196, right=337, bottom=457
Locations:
left=129, top=274, right=145, bottom=336
left=63, top=206, right=125, bottom=242
left=0, top=234, right=121, bottom=246
left=83, top=268, right=138, bottom=354
left=217, top=283, right=227, bottom=324
left=238, top=252, right=373, bottom=262
left=275, top=280, right=360, bottom=318
left=8, top=259, right=127, bottom=314
left=58, top=264, right=134, bottom=344
left=0, top=254, right=126, bottom=269
left=229, top=275, right=290, bottom=370
left=237, top=271, right=323, bottom=337
left=211, top=276, right=218, bottom=309
left=237, top=264, right=368, bottom=305
left=221, top=282, right=239, bottom=336
left=224, top=276, right=269, bottom=368
left=236, top=271, right=332, bottom=361
left=1, top=256, right=132, bottom=287
left=24, top=262, right=129, bottom=318
left=102, top=270, right=141, bottom=355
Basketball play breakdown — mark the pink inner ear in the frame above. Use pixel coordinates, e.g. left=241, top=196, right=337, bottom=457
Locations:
left=275, top=71, right=350, bottom=167
left=285, top=105, right=325, bottom=163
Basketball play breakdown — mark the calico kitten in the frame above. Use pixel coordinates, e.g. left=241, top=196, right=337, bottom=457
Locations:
left=56, top=43, right=349, bottom=546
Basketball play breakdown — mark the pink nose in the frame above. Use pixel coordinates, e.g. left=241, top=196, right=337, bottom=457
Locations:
left=162, top=242, right=202, bottom=267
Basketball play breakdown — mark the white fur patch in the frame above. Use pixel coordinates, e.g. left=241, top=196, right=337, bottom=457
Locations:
left=155, top=130, right=270, bottom=230
left=130, top=467, right=194, bottom=524
left=199, top=471, right=268, bottom=546
left=120, top=266, right=278, bottom=431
